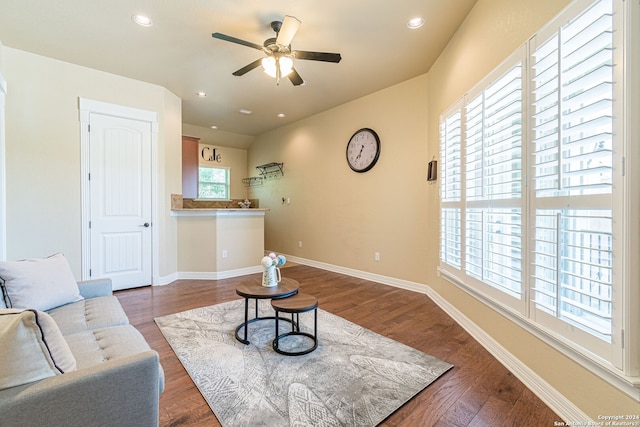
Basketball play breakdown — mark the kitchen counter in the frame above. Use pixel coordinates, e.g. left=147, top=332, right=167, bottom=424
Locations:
left=171, top=208, right=268, bottom=216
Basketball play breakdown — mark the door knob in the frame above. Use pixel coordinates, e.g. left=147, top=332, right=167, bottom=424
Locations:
left=140, top=222, right=150, bottom=227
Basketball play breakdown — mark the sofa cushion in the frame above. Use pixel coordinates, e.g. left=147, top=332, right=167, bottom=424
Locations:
left=64, top=324, right=165, bottom=391
left=64, top=324, right=152, bottom=367
left=0, top=253, right=83, bottom=311
left=47, top=296, right=129, bottom=335
left=0, top=309, right=77, bottom=390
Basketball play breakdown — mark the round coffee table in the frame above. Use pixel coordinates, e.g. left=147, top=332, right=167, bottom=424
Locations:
left=271, top=293, right=318, bottom=356
left=234, top=277, right=299, bottom=345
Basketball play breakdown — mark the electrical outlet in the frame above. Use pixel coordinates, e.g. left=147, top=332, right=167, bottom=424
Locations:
left=222, top=250, right=228, bottom=259
left=298, top=241, right=303, bottom=248
left=374, top=252, right=380, bottom=261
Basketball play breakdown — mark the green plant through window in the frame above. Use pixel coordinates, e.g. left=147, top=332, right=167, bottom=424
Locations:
left=198, top=166, right=229, bottom=199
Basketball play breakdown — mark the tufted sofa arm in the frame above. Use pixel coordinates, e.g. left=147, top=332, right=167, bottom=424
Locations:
left=0, top=350, right=161, bottom=427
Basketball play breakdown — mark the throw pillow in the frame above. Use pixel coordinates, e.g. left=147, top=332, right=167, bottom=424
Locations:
left=0, top=308, right=77, bottom=390
left=0, top=253, right=83, bottom=311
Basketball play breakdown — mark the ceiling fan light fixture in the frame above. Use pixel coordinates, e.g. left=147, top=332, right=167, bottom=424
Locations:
left=262, top=57, right=277, bottom=77
left=279, top=57, right=293, bottom=77
left=262, top=56, right=293, bottom=78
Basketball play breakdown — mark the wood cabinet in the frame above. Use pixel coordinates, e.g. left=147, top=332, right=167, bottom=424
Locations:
left=182, top=135, right=200, bottom=199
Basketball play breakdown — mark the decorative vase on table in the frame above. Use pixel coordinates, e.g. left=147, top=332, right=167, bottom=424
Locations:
left=261, top=253, right=286, bottom=287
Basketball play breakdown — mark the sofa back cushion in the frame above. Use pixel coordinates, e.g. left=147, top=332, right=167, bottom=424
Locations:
left=0, top=253, right=83, bottom=311
left=0, top=308, right=77, bottom=390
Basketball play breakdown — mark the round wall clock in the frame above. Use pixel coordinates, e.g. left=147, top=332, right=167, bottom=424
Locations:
left=346, top=128, right=381, bottom=173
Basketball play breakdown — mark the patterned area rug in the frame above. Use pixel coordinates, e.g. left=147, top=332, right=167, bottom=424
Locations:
left=155, top=299, right=452, bottom=426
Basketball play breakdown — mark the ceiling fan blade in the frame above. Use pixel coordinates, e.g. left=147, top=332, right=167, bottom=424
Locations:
left=232, top=58, right=263, bottom=76
left=212, top=33, right=264, bottom=51
left=293, top=51, right=342, bottom=63
left=288, top=68, right=304, bottom=86
left=276, top=15, right=301, bottom=47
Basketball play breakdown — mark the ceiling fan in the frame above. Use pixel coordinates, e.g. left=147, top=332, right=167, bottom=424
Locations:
left=212, top=15, right=342, bottom=86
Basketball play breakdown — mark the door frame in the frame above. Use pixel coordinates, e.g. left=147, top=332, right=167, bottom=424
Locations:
left=0, top=72, right=7, bottom=261
left=79, top=98, right=159, bottom=283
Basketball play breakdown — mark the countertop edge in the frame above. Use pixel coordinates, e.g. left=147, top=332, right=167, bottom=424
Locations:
left=170, top=208, right=268, bottom=217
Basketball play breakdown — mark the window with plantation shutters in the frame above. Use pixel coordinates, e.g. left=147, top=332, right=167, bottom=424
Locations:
left=530, top=0, right=614, bottom=351
left=438, top=0, right=630, bottom=371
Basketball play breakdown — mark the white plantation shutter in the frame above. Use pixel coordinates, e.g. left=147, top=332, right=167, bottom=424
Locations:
left=530, top=0, right=614, bottom=352
left=440, top=106, right=462, bottom=269
left=532, top=209, right=613, bottom=341
left=440, top=208, right=462, bottom=269
left=465, top=95, right=483, bottom=201
left=440, top=110, right=462, bottom=203
left=481, top=65, right=523, bottom=201
left=439, top=0, right=625, bottom=367
left=463, top=63, right=523, bottom=299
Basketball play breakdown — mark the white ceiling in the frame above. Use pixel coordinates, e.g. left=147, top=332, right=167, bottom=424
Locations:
left=0, top=0, right=477, bottom=139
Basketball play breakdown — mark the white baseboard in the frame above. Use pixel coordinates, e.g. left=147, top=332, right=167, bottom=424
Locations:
left=153, top=272, right=178, bottom=286
left=176, top=265, right=262, bottom=281
left=282, top=253, right=591, bottom=423
left=154, top=266, right=261, bottom=285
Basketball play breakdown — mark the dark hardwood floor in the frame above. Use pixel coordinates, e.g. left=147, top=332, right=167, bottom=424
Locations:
left=115, top=264, right=562, bottom=427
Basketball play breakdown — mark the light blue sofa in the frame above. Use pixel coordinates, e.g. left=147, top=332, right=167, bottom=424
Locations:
left=0, top=278, right=164, bottom=427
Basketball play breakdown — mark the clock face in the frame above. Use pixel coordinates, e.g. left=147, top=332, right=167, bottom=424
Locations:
left=346, top=128, right=381, bottom=173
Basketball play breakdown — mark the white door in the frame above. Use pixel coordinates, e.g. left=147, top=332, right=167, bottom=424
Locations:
left=89, top=113, right=152, bottom=290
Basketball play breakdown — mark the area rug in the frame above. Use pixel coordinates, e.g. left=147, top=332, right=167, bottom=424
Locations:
left=155, top=299, right=452, bottom=426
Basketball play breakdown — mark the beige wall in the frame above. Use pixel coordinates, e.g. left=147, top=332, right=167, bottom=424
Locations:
left=248, top=0, right=638, bottom=419
left=177, top=213, right=264, bottom=273
left=3, top=47, right=181, bottom=280
left=158, top=90, right=182, bottom=279
left=249, top=74, right=431, bottom=282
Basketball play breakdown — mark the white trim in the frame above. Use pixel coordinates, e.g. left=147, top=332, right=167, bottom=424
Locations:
left=177, top=265, right=263, bottom=281
left=0, top=71, right=6, bottom=261
left=279, top=253, right=616, bottom=421
left=154, top=271, right=178, bottom=286
left=622, top=0, right=640, bottom=378
left=78, top=97, right=159, bottom=284
left=79, top=98, right=157, bottom=123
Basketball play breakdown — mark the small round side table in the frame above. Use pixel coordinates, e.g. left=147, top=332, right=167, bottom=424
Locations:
left=234, top=277, right=299, bottom=345
left=271, top=293, right=318, bottom=356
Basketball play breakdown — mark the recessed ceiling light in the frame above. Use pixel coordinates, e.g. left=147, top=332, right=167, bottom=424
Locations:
left=132, top=14, right=153, bottom=27
left=196, top=91, right=207, bottom=97
left=239, top=109, right=253, bottom=115
left=210, top=125, right=218, bottom=130
left=407, top=17, right=425, bottom=29
left=277, top=113, right=286, bottom=118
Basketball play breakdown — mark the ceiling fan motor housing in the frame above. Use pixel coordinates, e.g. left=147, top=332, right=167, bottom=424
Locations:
left=263, top=37, right=278, bottom=50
